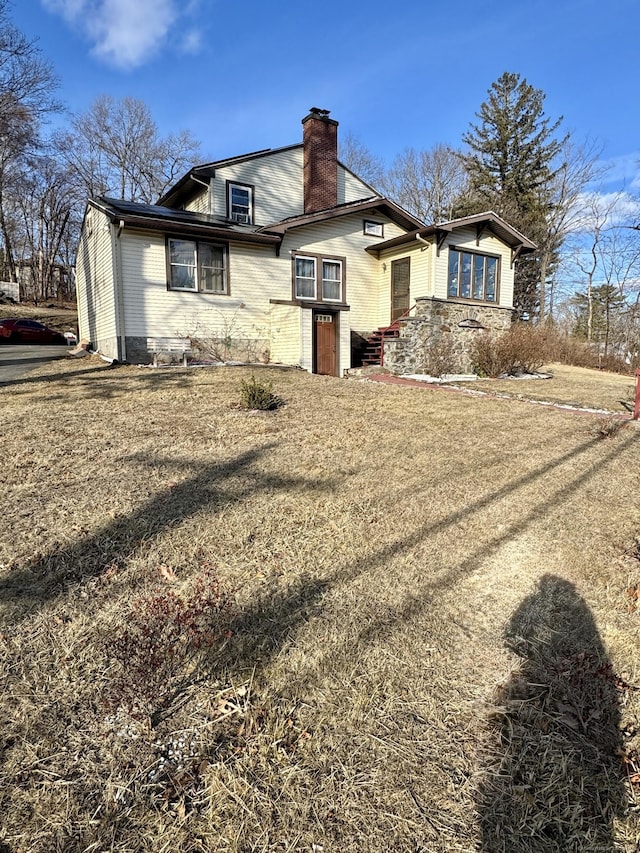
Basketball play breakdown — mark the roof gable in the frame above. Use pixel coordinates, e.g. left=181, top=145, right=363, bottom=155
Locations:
left=366, top=211, right=537, bottom=256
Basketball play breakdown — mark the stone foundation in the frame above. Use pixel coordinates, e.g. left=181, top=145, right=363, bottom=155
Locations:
left=123, top=336, right=271, bottom=366
left=383, top=297, right=512, bottom=375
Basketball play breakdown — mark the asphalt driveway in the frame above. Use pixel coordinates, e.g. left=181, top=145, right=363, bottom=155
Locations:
left=0, top=344, right=71, bottom=383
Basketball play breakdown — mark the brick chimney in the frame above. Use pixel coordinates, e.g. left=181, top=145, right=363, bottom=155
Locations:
left=302, top=107, right=338, bottom=214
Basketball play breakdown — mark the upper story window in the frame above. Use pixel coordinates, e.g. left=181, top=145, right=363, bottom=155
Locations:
left=227, top=182, right=253, bottom=224
left=447, top=248, right=499, bottom=302
left=363, top=220, right=384, bottom=238
left=294, top=253, right=344, bottom=302
left=168, top=238, right=227, bottom=294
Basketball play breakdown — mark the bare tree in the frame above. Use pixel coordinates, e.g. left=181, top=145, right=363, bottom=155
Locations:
left=541, top=138, right=606, bottom=320
left=339, top=132, right=386, bottom=191
left=561, top=193, right=640, bottom=361
left=384, top=144, right=468, bottom=224
left=13, top=153, right=81, bottom=302
left=0, top=0, right=59, bottom=282
left=56, top=95, right=201, bottom=203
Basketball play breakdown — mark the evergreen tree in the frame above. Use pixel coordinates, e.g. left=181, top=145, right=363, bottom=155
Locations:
left=460, top=72, right=565, bottom=319
left=571, top=284, right=626, bottom=355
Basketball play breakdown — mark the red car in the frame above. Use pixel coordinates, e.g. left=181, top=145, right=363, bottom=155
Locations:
left=0, top=318, right=67, bottom=344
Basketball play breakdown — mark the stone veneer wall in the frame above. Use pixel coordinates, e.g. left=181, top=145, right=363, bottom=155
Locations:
left=383, top=297, right=512, bottom=375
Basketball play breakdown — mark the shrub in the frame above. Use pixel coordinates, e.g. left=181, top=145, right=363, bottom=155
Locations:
left=471, top=324, right=549, bottom=377
left=424, top=335, right=457, bottom=377
left=593, top=416, right=628, bottom=440
left=104, top=569, right=234, bottom=720
left=239, top=374, right=283, bottom=410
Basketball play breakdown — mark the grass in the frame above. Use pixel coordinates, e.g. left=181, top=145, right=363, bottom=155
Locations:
left=0, top=301, right=77, bottom=334
left=455, top=362, right=638, bottom=414
left=0, top=357, right=639, bottom=852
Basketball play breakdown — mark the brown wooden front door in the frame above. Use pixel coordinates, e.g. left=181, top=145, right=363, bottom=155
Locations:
left=313, top=310, right=337, bottom=376
left=391, top=257, right=411, bottom=322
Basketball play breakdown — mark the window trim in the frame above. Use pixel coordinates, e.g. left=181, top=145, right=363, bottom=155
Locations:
left=226, top=181, right=254, bottom=225
left=294, top=254, right=317, bottom=301
left=321, top=258, right=343, bottom=302
left=447, top=246, right=500, bottom=304
left=166, top=237, right=229, bottom=295
left=363, top=219, right=384, bottom=238
left=291, top=251, right=346, bottom=304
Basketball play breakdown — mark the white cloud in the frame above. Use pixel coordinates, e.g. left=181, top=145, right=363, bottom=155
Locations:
left=597, top=150, right=640, bottom=191
left=570, top=190, right=640, bottom=233
left=179, top=29, right=202, bottom=56
left=43, top=0, right=200, bottom=70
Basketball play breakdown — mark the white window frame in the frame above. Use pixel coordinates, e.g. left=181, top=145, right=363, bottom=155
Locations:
left=294, top=255, right=317, bottom=300
left=321, top=259, right=343, bottom=302
left=363, top=220, right=384, bottom=238
left=228, top=183, right=253, bottom=224
left=168, top=238, right=198, bottom=292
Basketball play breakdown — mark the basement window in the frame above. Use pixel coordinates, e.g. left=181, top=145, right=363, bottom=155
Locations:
left=448, top=248, right=498, bottom=302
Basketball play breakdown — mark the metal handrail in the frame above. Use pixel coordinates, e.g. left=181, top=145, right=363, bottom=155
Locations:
left=379, top=304, right=418, bottom=367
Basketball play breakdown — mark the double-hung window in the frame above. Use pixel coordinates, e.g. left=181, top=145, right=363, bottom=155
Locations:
left=294, top=254, right=344, bottom=302
left=448, top=248, right=498, bottom=302
left=227, top=183, right=253, bottom=224
left=295, top=256, right=317, bottom=299
left=168, top=238, right=227, bottom=294
left=321, top=260, right=342, bottom=301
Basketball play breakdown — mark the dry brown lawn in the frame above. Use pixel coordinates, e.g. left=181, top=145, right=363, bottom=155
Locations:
left=1, top=357, right=639, bottom=852
left=456, top=362, right=637, bottom=414
left=0, top=301, right=77, bottom=334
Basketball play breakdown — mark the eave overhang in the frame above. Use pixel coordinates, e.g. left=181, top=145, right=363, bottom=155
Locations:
left=259, top=196, right=423, bottom=236
left=90, top=198, right=280, bottom=247
left=366, top=211, right=537, bottom=259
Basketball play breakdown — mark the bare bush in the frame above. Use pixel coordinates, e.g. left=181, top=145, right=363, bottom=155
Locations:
left=104, top=568, right=234, bottom=721
left=472, top=323, right=549, bottom=377
left=423, top=335, right=457, bottom=377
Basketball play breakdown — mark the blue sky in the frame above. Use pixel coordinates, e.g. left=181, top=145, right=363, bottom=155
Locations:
left=13, top=0, right=640, bottom=196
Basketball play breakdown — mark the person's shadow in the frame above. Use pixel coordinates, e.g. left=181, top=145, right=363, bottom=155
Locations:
left=478, top=575, right=627, bottom=852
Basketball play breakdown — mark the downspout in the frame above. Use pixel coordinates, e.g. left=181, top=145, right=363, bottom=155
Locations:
left=112, top=219, right=127, bottom=362
left=190, top=173, right=213, bottom=213
left=415, top=233, right=436, bottom=298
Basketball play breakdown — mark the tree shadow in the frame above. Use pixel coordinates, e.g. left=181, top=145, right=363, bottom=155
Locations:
left=477, top=575, right=627, bottom=852
left=0, top=443, right=336, bottom=616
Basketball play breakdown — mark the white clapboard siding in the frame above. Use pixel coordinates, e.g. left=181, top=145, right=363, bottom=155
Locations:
left=270, top=303, right=301, bottom=366
left=339, top=167, right=380, bottom=203
left=76, top=207, right=117, bottom=349
left=211, top=148, right=305, bottom=224
left=433, top=227, right=515, bottom=308
left=182, top=148, right=381, bottom=225
left=119, top=233, right=283, bottom=341
left=280, top=214, right=408, bottom=331
left=184, top=190, right=209, bottom=214
left=376, top=242, right=432, bottom=324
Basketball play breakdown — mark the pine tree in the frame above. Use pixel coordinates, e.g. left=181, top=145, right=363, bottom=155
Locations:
left=460, top=72, right=565, bottom=319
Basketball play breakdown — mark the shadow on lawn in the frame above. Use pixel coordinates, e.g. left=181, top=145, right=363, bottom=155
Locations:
left=232, top=427, right=639, bottom=689
left=0, top=442, right=329, bottom=615
left=477, top=575, right=626, bottom=852
left=0, top=407, right=637, bottom=850
left=0, top=362, right=194, bottom=396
